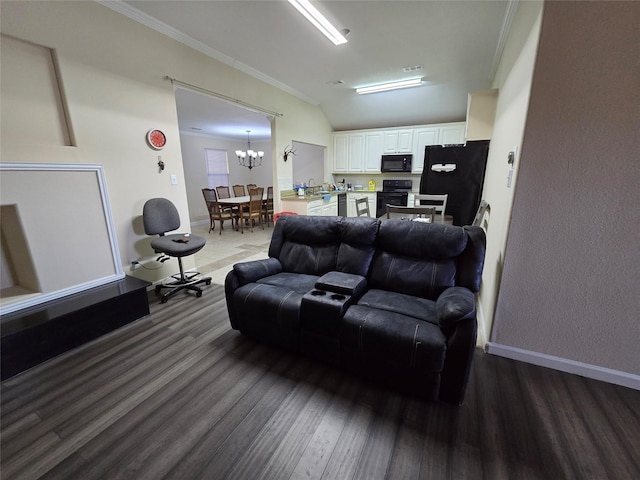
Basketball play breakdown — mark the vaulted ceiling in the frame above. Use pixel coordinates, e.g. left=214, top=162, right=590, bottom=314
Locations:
left=106, top=1, right=516, bottom=140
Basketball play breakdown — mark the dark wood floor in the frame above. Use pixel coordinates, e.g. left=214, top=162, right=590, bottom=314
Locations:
left=2, top=285, right=639, bottom=479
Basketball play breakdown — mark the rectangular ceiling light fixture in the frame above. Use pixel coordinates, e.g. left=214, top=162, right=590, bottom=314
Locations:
left=356, top=78, right=423, bottom=95
left=288, top=0, right=347, bottom=46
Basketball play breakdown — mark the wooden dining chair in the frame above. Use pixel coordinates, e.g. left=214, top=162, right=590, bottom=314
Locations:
left=246, top=183, right=257, bottom=193
left=232, top=184, right=246, bottom=197
left=262, top=186, right=274, bottom=227
left=202, top=188, right=238, bottom=234
left=215, top=185, right=235, bottom=215
left=216, top=185, right=231, bottom=199
left=247, top=187, right=264, bottom=232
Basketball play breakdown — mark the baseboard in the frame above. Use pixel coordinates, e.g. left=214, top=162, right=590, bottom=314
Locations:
left=486, top=342, right=640, bottom=391
left=475, top=295, right=486, bottom=348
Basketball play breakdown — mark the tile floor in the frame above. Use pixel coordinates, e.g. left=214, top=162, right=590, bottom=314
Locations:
left=191, top=220, right=273, bottom=285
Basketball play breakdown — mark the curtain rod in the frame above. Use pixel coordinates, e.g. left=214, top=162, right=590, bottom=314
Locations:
left=165, top=76, right=283, bottom=118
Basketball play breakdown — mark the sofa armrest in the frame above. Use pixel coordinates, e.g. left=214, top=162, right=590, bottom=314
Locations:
left=233, top=258, right=283, bottom=286
left=436, top=286, right=476, bottom=329
left=315, top=271, right=367, bottom=299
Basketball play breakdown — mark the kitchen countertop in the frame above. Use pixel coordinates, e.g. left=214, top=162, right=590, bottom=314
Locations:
left=281, top=189, right=383, bottom=202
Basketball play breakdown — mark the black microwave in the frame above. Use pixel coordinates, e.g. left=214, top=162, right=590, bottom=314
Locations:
left=381, top=154, right=412, bottom=172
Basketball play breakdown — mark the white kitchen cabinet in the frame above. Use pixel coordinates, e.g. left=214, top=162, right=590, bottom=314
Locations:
left=383, top=129, right=413, bottom=153
left=411, top=127, right=440, bottom=174
left=347, top=133, right=365, bottom=172
left=364, top=132, right=384, bottom=172
left=332, top=133, right=349, bottom=172
left=346, top=192, right=377, bottom=217
left=439, top=124, right=466, bottom=145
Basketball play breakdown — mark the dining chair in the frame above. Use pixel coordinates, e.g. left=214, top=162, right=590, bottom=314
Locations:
left=247, top=187, right=264, bottom=232
left=472, top=200, right=490, bottom=232
left=386, top=205, right=435, bottom=222
left=232, top=184, right=246, bottom=197
left=216, top=185, right=231, bottom=199
left=263, top=186, right=274, bottom=227
left=202, top=188, right=238, bottom=235
left=355, top=197, right=371, bottom=217
left=246, top=183, right=257, bottom=193
left=215, top=185, right=235, bottom=215
left=414, top=194, right=448, bottom=223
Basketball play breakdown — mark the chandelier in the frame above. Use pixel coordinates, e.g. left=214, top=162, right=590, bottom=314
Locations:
left=235, top=130, right=264, bottom=170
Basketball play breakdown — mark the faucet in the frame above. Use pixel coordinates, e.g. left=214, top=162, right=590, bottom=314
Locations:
left=307, top=178, right=316, bottom=194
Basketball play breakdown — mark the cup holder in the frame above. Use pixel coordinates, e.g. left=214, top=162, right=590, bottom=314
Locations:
left=311, top=290, right=326, bottom=296
left=330, top=294, right=346, bottom=301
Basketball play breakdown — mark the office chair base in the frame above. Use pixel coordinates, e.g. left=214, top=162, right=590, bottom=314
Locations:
left=154, top=265, right=212, bottom=303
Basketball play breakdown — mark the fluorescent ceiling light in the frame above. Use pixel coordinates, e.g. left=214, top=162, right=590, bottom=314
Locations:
left=356, top=78, right=423, bottom=95
left=288, top=0, right=347, bottom=46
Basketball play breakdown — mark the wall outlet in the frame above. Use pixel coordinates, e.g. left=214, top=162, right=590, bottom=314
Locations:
left=170, top=174, right=178, bottom=185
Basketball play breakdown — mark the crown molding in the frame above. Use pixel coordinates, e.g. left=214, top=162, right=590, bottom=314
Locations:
left=96, top=0, right=320, bottom=106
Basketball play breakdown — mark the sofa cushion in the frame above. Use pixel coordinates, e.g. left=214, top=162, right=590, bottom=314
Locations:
left=357, top=289, right=438, bottom=325
left=369, top=221, right=468, bottom=299
left=336, top=217, right=379, bottom=275
left=232, top=282, right=305, bottom=350
left=268, top=215, right=341, bottom=275
left=341, top=305, right=447, bottom=372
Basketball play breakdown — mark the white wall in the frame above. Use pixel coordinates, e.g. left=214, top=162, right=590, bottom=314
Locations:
left=476, top=0, right=544, bottom=344
left=490, top=1, right=640, bottom=377
left=0, top=0, right=332, bottom=286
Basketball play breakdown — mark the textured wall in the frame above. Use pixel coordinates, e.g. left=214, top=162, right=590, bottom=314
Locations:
left=492, top=1, right=640, bottom=374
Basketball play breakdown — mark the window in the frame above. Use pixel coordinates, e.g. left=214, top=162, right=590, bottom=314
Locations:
left=205, top=149, right=229, bottom=188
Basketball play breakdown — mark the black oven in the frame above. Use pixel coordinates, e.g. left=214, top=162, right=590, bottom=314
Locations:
left=376, top=179, right=413, bottom=218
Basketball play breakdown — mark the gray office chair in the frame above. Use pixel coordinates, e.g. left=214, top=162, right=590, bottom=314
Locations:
left=143, top=198, right=211, bottom=303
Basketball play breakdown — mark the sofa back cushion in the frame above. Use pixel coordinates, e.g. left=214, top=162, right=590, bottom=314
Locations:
left=337, top=217, right=379, bottom=276
left=369, top=221, right=470, bottom=300
left=269, top=215, right=342, bottom=275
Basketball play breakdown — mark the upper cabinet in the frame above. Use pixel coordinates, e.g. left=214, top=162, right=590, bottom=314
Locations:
left=466, top=89, right=498, bottom=141
left=411, top=127, right=439, bottom=174
left=333, top=133, right=349, bottom=173
left=383, top=129, right=414, bottom=153
left=439, top=124, right=466, bottom=145
left=332, top=122, right=466, bottom=174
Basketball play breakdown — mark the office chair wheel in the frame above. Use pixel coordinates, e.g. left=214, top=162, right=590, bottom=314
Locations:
left=205, top=279, right=211, bottom=285
left=161, top=296, right=169, bottom=303
left=196, top=290, right=203, bottom=298
left=155, top=285, right=162, bottom=294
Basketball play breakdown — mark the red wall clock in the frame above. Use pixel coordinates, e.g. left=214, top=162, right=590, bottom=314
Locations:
left=146, top=129, right=166, bottom=150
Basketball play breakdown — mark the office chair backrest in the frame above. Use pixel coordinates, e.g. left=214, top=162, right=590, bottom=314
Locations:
left=143, top=198, right=180, bottom=236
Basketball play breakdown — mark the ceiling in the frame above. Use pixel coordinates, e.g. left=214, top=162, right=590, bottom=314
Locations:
left=108, top=1, right=515, bottom=141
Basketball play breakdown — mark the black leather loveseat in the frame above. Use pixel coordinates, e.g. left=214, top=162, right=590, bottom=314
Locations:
left=225, top=215, right=485, bottom=404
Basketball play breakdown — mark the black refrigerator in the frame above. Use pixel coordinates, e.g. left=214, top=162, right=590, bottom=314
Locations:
left=419, top=140, right=489, bottom=226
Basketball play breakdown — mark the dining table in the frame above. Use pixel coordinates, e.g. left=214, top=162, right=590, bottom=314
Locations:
left=217, top=193, right=267, bottom=233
